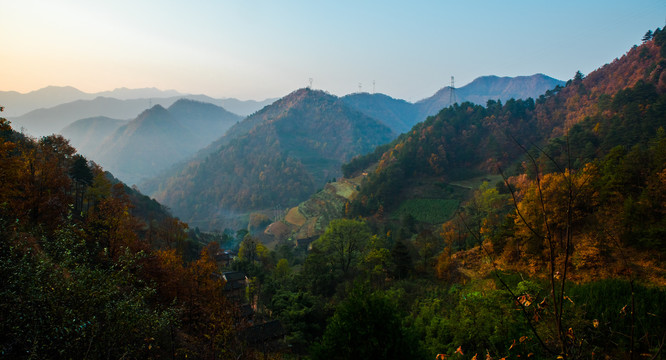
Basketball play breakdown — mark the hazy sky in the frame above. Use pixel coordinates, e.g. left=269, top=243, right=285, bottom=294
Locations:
left=2, top=0, right=665, bottom=101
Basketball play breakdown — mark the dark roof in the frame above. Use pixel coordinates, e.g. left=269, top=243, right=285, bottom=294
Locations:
left=214, top=252, right=233, bottom=261
left=222, top=271, right=246, bottom=282
left=222, top=271, right=247, bottom=291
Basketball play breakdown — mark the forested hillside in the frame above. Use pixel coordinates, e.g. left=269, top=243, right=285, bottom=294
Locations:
left=240, top=28, right=666, bottom=360
left=148, top=88, right=395, bottom=230
left=0, top=114, right=266, bottom=358
left=347, top=29, right=666, bottom=220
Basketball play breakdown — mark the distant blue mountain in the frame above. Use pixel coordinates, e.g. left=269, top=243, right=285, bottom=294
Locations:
left=342, top=74, right=564, bottom=134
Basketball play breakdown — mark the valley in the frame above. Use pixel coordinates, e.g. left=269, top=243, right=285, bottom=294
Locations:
left=1, top=26, right=665, bottom=360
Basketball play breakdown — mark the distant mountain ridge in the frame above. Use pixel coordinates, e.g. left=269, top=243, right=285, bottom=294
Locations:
left=2, top=86, right=276, bottom=137
left=341, top=74, right=564, bottom=133
left=414, top=74, right=564, bottom=119
left=0, top=86, right=184, bottom=117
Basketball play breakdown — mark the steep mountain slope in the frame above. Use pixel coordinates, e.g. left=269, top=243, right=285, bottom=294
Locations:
left=60, top=116, right=128, bottom=157
left=347, top=33, right=666, bottom=220
left=279, top=31, right=666, bottom=243
left=95, top=105, right=199, bottom=185
left=147, top=88, right=395, bottom=230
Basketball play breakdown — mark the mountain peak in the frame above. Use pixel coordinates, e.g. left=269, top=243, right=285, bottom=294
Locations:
left=281, top=87, right=330, bottom=102
left=141, top=104, right=168, bottom=115
left=36, top=85, right=84, bottom=93
left=130, top=105, right=174, bottom=129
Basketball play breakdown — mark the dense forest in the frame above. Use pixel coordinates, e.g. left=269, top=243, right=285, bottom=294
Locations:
left=0, top=115, right=273, bottom=358
left=1, top=28, right=666, bottom=360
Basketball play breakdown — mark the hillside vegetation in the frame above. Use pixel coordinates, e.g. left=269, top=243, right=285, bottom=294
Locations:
left=0, top=116, right=249, bottom=358
left=2, top=26, right=666, bottom=360
left=244, top=28, right=666, bottom=360
left=148, top=88, right=395, bottom=230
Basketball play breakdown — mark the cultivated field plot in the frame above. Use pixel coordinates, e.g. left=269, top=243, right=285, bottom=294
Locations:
left=391, top=198, right=460, bottom=224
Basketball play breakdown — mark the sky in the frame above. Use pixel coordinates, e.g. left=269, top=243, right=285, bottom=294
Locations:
left=2, top=0, right=665, bottom=102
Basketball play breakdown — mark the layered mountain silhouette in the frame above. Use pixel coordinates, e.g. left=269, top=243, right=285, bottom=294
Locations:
left=65, top=99, right=241, bottom=186
left=3, top=88, right=275, bottom=136
left=144, top=88, right=395, bottom=229
left=0, top=86, right=183, bottom=117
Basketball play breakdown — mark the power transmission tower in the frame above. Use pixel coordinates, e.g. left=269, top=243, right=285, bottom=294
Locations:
left=308, top=78, right=313, bottom=89
left=449, top=76, right=457, bottom=106
left=373, top=80, right=376, bottom=93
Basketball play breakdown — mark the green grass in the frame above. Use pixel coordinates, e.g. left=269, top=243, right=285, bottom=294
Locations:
left=391, top=198, right=460, bottom=224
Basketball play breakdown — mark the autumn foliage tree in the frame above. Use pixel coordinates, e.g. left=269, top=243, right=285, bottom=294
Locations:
left=0, top=114, right=248, bottom=359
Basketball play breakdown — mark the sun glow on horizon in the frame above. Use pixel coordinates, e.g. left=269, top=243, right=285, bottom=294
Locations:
left=2, top=0, right=665, bottom=100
